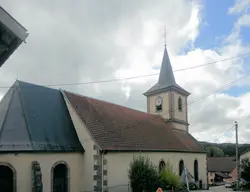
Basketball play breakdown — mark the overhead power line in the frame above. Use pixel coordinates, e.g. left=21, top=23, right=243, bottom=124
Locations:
left=211, top=115, right=250, bottom=144
left=213, top=125, right=235, bottom=143
left=1, top=51, right=250, bottom=89
left=38, top=51, right=250, bottom=87
left=175, top=52, right=250, bottom=72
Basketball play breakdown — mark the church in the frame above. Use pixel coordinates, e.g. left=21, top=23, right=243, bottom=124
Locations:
left=0, top=47, right=208, bottom=192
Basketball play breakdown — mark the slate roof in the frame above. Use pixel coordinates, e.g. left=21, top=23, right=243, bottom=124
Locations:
left=144, top=47, right=190, bottom=96
left=207, top=157, right=236, bottom=173
left=0, top=81, right=83, bottom=152
left=63, top=90, right=205, bottom=153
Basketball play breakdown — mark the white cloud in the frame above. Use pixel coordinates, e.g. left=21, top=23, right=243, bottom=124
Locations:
left=228, top=0, right=250, bottom=15
left=1, top=0, right=250, bottom=144
left=236, top=14, right=250, bottom=27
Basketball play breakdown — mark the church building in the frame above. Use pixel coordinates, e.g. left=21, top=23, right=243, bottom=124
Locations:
left=0, top=47, right=207, bottom=192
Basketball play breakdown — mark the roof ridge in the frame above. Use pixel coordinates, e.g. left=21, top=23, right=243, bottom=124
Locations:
left=0, top=84, right=16, bottom=142
left=62, top=90, right=156, bottom=117
left=17, top=80, right=57, bottom=91
left=61, top=90, right=103, bottom=150
left=17, top=81, right=34, bottom=148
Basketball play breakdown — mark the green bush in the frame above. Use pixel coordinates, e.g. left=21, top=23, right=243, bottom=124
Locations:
left=128, top=156, right=160, bottom=192
left=159, top=160, right=180, bottom=190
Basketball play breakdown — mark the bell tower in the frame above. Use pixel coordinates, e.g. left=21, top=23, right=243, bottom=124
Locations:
left=143, top=47, right=190, bottom=132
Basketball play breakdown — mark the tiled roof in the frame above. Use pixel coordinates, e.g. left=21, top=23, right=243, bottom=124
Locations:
left=207, top=157, right=236, bottom=172
left=63, top=91, right=205, bottom=153
left=0, top=81, right=83, bottom=152
left=214, top=172, right=232, bottom=179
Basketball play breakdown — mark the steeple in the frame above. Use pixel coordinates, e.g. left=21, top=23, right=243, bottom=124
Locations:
left=158, top=47, right=176, bottom=87
left=143, top=44, right=190, bottom=132
left=144, top=47, right=189, bottom=96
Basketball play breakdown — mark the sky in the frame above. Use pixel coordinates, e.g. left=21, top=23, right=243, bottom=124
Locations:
left=1, top=0, right=250, bottom=144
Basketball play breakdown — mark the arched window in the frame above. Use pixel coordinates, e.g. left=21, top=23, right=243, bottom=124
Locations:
left=178, top=97, right=182, bottom=111
left=194, top=160, right=199, bottom=181
left=0, top=162, right=17, bottom=192
left=179, top=160, right=184, bottom=176
left=159, top=160, right=166, bottom=172
left=51, top=161, right=69, bottom=192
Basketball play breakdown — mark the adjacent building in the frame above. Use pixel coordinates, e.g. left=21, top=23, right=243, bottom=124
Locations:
left=0, top=6, right=28, bottom=67
left=207, top=157, right=236, bottom=185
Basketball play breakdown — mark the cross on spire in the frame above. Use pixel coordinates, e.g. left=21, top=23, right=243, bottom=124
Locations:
left=164, top=26, right=167, bottom=47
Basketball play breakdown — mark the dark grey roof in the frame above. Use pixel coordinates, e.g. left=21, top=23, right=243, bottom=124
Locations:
left=158, top=47, right=176, bottom=86
left=144, top=47, right=190, bottom=96
left=0, top=80, right=83, bottom=152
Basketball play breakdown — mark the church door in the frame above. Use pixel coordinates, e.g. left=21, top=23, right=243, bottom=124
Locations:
left=0, top=165, right=14, bottom=192
left=53, top=164, right=68, bottom=192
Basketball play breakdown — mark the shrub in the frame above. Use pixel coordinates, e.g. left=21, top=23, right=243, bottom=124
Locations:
left=128, top=156, right=160, bottom=192
left=159, top=160, right=181, bottom=190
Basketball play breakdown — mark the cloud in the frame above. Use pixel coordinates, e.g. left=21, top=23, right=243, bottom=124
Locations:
left=1, top=0, right=250, bottom=144
left=236, top=14, right=250, bottom=27
left=228, top=0, right=250, bottom=15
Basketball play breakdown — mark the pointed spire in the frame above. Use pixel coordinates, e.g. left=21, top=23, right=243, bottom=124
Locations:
left=143, top=46, right=190, bottom=96
left=158, top=47, right=176, bottom=86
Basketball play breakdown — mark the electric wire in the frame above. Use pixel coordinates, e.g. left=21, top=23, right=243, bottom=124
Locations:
left=0, top=51, right=249, bottom=89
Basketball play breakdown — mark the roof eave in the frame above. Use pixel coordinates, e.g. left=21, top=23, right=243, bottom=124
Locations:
left=0, top=149, right=85, bottom=153
left=103, top=148, right=206, bottom=154
left=143, top=85, right=190, bottom=97
left=0, top=6, right=29, bottom=42
left=0, top=6, right=29, bottom=67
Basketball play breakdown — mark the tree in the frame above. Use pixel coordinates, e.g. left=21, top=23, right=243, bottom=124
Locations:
left=205, top=146, right=224, bottom=157
left=128, top=156, right=160, bottom=192
left=241, top=158, right=250, bottom=182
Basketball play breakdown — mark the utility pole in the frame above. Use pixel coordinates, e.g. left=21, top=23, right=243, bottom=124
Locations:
left=235, top=121, right=239, bottom=191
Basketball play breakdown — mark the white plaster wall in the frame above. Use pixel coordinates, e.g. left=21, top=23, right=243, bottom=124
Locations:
left=172, top=122, right=187, bottom=131
left=173, top=92, right=187, bottom=122
left=106, top=152, right=207, bottom=192
left=147, top=91, right=188, bottom=131
left=62, top=91, right=97, bottom=192
left=0, top=152, right=84, bottom=192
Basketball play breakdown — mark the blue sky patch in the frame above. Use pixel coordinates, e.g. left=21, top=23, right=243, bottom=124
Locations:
left=195, top=0, right=237, bottom=50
